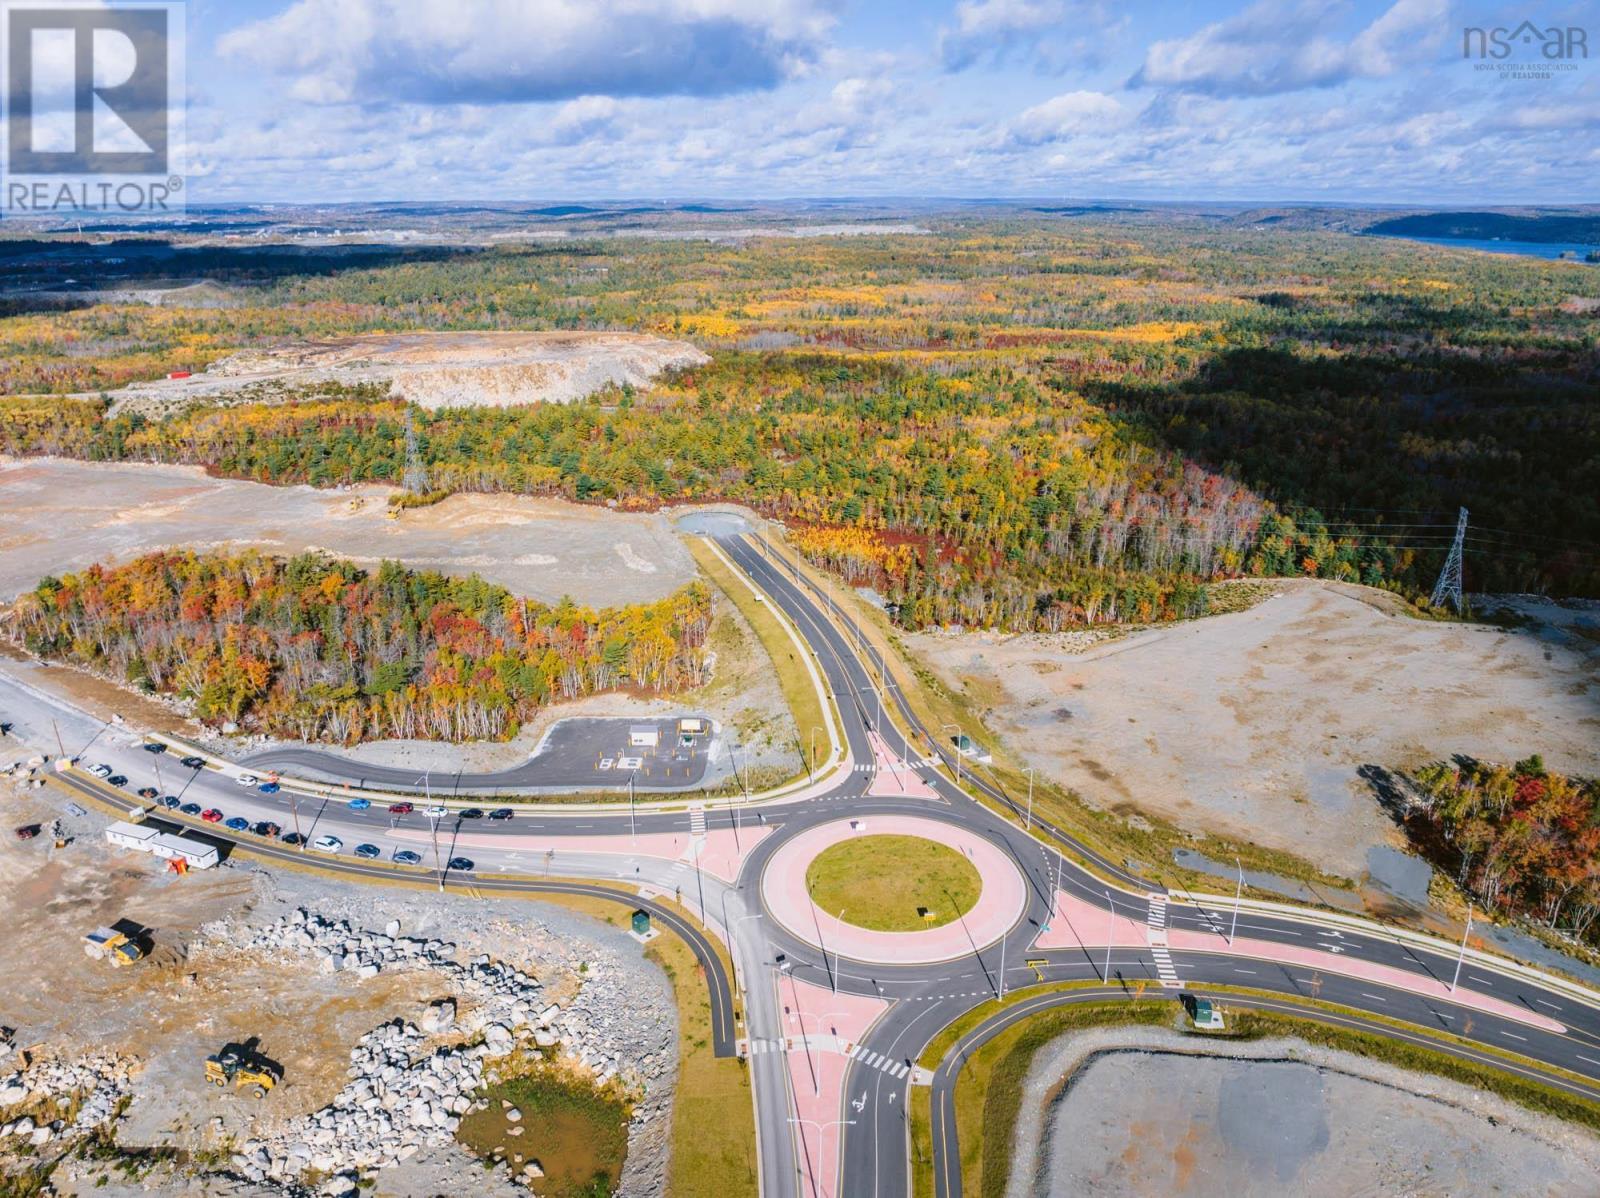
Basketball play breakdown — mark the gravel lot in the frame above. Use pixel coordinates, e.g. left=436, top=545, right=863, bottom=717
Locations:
left=1009, top=1025, right=1600, bottom=1197
left=0, top=457, right=696, bottom=608
left=909, top=580, right=1600, bottom=879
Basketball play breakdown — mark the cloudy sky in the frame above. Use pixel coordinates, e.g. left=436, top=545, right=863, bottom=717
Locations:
left=178, top=0, right=1598, bottom=203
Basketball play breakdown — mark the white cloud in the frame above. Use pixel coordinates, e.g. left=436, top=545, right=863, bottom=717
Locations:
left=1011, top=89, right=1126, bottom=143
left=219, top=0, right=835, bottom=106
left=938, top=0, right=1119, bottom=72
left=1130, top=0, right=1447, bottom=96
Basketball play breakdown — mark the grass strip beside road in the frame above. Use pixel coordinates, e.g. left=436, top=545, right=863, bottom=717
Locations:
left=687, top=536, right=833, bottom=785
left=531, top=892, right=758, bottom=1198
left=911, top=985, right=1600, bottom=1198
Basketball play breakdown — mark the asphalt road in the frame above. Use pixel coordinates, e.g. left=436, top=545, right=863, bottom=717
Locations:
left=7, top=529, right=1600, bottom=1198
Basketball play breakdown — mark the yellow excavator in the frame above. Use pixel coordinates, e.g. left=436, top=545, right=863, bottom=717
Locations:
left=204, top=1046, right=281, bottom=1098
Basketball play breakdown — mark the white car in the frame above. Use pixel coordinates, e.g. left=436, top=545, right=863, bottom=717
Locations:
left=235, top=773, right=259, bottom=788
left=90, top=764, right=113, bottom=778
left=310, top=835, right=343, bottom=854
left=423, top=806, right=450, bottom=819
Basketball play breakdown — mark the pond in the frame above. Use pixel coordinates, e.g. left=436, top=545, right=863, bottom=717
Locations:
left=457, top=1066, right=630, bottom=1197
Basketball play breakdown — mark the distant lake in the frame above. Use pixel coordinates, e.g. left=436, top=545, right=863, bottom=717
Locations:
left=1373, top=234, right=1599, bottom=262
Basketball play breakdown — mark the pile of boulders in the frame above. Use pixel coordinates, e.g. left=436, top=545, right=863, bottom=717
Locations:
left=0, top=1048, right=137, bottom=1148
left=203, top=905, right=670, bottom=1190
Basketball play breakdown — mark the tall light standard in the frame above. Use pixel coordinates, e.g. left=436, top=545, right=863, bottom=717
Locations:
left=1022, top=767, right=1035, bottom=830
left=808, top=726, right=820, bottom=783
left=1450, top=903, right=1474, bottom=993
left=1229, top=858, right=1243, bottom=945
left=998, top=921, right=1007, bottom=1000
left=628, top=770, right=637, bottom=842
left=1103, top=889, right=1115, bottom=984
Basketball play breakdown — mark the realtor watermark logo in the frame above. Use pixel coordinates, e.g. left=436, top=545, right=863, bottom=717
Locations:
left=1463, top=20, right=1589, bottom=81
left=1, top=0, right=185, bottom=216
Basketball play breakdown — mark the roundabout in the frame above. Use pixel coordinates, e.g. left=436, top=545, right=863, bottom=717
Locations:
left=760, top=814, right=1029, bottom=964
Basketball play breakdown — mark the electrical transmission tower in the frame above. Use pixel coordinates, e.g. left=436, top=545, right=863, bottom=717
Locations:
left=409, top=404, right=435, bottom=492
left=1430, top=506, right=1468, bottom=612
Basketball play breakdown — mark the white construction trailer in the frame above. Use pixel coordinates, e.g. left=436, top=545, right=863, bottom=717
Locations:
left=104, top=820, right=220, bottom=870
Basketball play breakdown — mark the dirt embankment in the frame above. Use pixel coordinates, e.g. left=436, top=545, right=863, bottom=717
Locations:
left=908, top=579, right=1600, bottom=880
left=0, top=457, right=696, bottom=608
left=105, top=330, right=709, bottom=418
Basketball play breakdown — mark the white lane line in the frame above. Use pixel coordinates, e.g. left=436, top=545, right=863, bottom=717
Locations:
left=1468, top=975, right=1495, bottom=987
left=1501, top=1031, right=1528, bottom=1042
left=1536, top=999, right=1562, bottom=1011
left=1576, top=1054, right=1600, bottom=1067
left=1360, top=992, right=1388, bottom=1003
left=1233, top=969, right=1258, bottom=975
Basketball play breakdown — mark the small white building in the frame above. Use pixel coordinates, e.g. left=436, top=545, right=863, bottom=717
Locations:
left=105, top=820, right=219, bottom=870
left=629, top=725, right=661, bottom=749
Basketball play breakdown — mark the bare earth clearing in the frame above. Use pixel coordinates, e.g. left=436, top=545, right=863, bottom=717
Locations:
left=104, top=330, right=709, bottom=417
left=909, top=580, right=1600, bottom=880
left=1010, top=1026, right=1600, bottom=1197
left=0, top=458, right=696, bottom=608
left=0, top=776, right=676, bottom=1197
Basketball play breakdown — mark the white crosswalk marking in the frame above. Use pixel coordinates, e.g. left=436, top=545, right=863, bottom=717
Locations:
left=1146, top=891, right=1180, bottom=987
left=689, top=804, right=706, bottom=840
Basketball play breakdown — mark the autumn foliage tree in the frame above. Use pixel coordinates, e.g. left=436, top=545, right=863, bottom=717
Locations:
left=8, top=550, right=711, bottom=744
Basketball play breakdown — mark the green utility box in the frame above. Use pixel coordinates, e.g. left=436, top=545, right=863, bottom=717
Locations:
left=631, top=910, right=652, bottom=937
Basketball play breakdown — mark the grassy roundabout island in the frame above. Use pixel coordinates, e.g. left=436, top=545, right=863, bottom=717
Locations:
left=804, top=834, right=983, bottom=931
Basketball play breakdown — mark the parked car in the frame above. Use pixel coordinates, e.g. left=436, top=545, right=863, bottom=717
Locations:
left=258, top=781, right=280, bottom=794
left=107, top=775, right=128, bottom=788
left=180, top=756, right=205, bottom=769
left=447, top=857, right=475, bottom=872
left=201, top=808, right=225, bottom=823
left=457, top=808, right=484, bottom=820
left=347, top=798, right=371, bottom=811
left=392, top=849, right=422, bottom=865
left=179, top=802, right=203, bottom=816
left=224, top=817, right=250, bottom=832
left=90, top=764, right=113, bottom=778
left=281, top=831, right=307, bottom=847
left=235, top=774, right=259, bottom=788
left=488, top=808, right=514, bottom=821
left=142, top=742, right=166, bottom=754
left=387, top=802, right=414, bottom=815
left=353, top=843, right=380, bottom=859
left=252, top=821, right=282, bottom=838
left=160, top=795, right=181, bottom=809
left=137, top=786, right=159, bottom=799
left=310, top=835, right=342, bottom=854
left=14, top=825, right=40, bottom=840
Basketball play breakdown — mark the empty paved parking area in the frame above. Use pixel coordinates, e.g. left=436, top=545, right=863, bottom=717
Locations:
left=531, top=717, right=714, bottom=789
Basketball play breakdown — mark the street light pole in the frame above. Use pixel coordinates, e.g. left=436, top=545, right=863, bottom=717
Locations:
left=1103, top=890, right=1115, bottom=984
left=1451, top=903, right=1474, bottom=993
left=1229, top=857, right=1243, bottom=945
left=1023, top=767, right=1034, bottom=830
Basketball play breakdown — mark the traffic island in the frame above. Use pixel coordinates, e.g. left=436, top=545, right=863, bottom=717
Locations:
left=760, top=814, right=1027, bottom=964
left=804, top=833, right=982, bottom=931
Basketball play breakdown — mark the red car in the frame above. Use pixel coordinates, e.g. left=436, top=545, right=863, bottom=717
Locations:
left=200, top=808, right=224, bottom=823
left=387, top=802, right=414, bottom=815
left=14, top=825, right=40, bottom=840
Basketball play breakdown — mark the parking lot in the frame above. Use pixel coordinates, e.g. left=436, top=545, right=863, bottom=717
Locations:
left=242, top=714, right=720, bottom=794
left=529, top=716, right=714, bottom=788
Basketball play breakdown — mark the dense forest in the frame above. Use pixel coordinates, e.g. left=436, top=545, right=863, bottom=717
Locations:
left=1404, top=757, right=1600, bottom=948
left=5, top=551, right=711, bottom=743
left=2, top=220, right=1597, bottom=629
